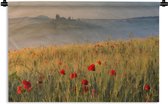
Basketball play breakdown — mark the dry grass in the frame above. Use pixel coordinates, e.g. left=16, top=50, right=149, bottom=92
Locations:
left=9, top=36, right=159, bottom=102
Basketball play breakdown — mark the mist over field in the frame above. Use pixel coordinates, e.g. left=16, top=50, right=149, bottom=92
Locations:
left=9, top=16, right=159, bottom=50
left=8, top=2, right=159, bottom=50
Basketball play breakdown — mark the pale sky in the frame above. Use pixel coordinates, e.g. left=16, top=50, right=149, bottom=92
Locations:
left=8, top=2, right=159, bottom=19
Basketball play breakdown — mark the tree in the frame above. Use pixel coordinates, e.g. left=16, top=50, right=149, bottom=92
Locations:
left=56, top=14, right=60, bottom=20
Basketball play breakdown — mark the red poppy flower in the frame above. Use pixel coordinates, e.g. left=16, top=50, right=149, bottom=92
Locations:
left=70, top=72, right=77, bottom=79
left=82, top=85, right=89, bottom=93
left=97, top=60, right=101, bottom=65
left=60, top=69, right=65, bottom=75
left=144, top=84, right=150, bottom=91
left=17, top=86, right=22, bottom=94
left=88, top=64, right=95, bottom=71
left=22, top=80, right=32, bottom=92
left=81, top=79, right=88, bottom=85
left=73, top=73, right=77, bottom=78
left=109, top=69, right=116, bottom=76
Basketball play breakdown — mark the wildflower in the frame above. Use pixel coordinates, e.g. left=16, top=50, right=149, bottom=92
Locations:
left=109, top=69, right=116, bottom=76
left=17, top=86, right=22, bottom=94
left=70, top=72, right=77, bottom=79
left=81, top=79, right=88, bottom=85
left=88, top=64, right=95, bottom=71
left=60, top=69, right=65, bottom=75
left=144, top=84, right=150, bottom=91
left=22, top=80, right=32, bottom=92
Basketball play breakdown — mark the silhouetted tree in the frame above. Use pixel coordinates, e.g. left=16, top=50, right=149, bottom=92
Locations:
left=56, top=14, right=60, bottom=20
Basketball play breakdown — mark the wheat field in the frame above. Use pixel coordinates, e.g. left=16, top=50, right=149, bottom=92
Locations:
left=8, top=36, right=159, bottom=102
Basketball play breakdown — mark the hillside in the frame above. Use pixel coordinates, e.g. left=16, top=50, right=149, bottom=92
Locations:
left=9, top=16, right=159, bottom=50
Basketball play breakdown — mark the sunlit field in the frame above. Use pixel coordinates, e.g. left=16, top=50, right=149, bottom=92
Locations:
left=9, top=36, right=159, bottom=102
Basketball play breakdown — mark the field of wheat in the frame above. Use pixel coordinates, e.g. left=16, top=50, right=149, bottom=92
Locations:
left=8, top=36, right=159, bottom=102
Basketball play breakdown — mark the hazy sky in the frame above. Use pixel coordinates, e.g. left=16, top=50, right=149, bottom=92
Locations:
left=8, top=2, right=159, bottom=19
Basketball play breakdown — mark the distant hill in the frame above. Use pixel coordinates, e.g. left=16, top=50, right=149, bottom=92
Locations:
left=9, top=16, right=159, bottom=50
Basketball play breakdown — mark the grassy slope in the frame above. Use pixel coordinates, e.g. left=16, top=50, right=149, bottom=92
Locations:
left=9, top=37, right=159, bottom=102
